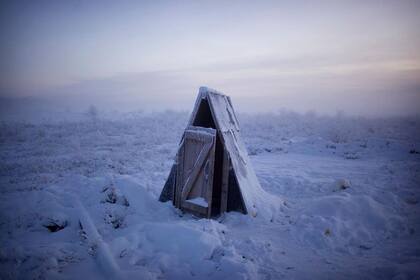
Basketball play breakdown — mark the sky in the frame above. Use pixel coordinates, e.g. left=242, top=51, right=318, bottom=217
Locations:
left=1, top=0, right=420, bottom=116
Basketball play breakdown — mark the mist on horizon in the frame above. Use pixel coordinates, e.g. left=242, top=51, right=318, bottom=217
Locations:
left=1, top=0, right=419, bottom=117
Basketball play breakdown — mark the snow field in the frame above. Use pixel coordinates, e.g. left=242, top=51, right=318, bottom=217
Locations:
left=0, top=111, right=419, bottom=279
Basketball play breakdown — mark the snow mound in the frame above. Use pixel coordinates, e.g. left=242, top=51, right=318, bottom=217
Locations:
left=294, top=193, right=407, bottom=253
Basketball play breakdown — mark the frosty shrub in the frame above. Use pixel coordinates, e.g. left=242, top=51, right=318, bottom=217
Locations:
left=86, top=105, right=98, bottom=122
left=327, top=125, right=349, bottom=144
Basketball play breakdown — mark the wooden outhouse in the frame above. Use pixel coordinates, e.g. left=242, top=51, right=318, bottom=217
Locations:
left=159, top=87, right=273, bottom=218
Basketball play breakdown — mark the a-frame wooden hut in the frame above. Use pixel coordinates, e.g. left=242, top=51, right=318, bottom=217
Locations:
left=159, top=87, right=277, bottom=219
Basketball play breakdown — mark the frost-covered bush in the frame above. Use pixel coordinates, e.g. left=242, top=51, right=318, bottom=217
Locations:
left=86, top=105, right=98, bottom=121
left=239, top=111, right=420, bottom=154
left=1, top=110, right=419, bottom=192
left=326, top=126, right=349, bottom=144
left=0, top=111, right=188, bottom=192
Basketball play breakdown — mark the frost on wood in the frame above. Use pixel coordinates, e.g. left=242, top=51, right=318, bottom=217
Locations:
left=159, top=87, right=281, bottom=219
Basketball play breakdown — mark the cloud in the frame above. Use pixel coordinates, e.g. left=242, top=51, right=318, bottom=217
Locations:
left=4, top=53, right=419, bottom=117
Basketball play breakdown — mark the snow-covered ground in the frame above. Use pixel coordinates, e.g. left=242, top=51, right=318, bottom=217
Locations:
left=1, top=111, right=419, bottom=279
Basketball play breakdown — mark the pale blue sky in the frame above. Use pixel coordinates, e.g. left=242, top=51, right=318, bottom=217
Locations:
left=1, top=0, right=419, bottom=115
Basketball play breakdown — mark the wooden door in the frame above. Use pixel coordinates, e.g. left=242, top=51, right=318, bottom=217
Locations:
left=175, top=126, right=216, bottom=218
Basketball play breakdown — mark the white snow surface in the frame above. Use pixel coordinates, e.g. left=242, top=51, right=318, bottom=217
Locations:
left=1, top=111, right=420, bottom=279
left=187, top=197, right=209, bottom=208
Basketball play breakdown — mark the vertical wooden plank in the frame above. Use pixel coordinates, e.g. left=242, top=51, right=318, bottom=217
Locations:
left=205, top=137, right=216, bottom=218
left=175, top=140, right=185, bottom=208
left=171, top=164, right=177, bottom=206
left=220, top=147, right=229, bottom=214
left=159, top=163, right=177, bottom=202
